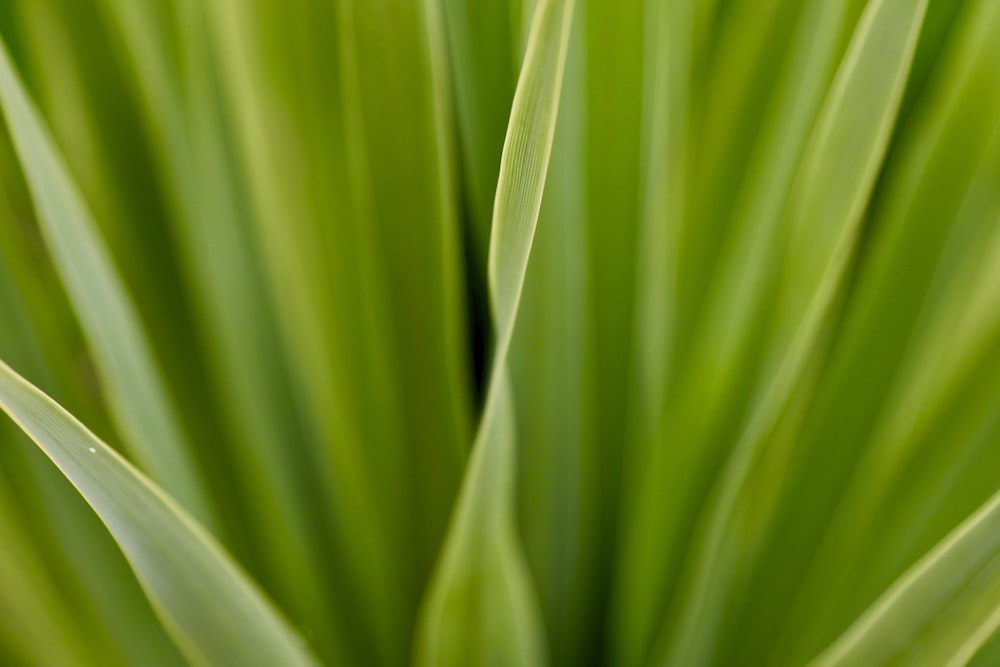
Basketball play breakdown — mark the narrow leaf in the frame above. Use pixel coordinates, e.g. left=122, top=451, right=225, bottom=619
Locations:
left=812, top=487, right=1000, bottom=666
left=488, top=0, right=576, bottom=351
left=416, top=0, right=575, bottom=663
left=0, top=359, right=320, bottom=667
left=0, top=33, right=214, bottom=526
left=649, top=0, right=929, bottom=662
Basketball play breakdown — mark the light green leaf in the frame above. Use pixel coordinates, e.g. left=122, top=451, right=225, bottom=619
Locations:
left=0, top=33, right=214, bottom=527
left=969, top=624, right=1000, bottom=667
left=416, top=371, right=547, bottom=667
left=0, top=461, right=102, bottom=667
left=487, top=0, right=575, bottom=352
left=511, top=9, right=594, bottom=663
left=745, top=2, right=1000, bottom=660
left=0, top=359, right=320, bottom=667
left=811, top=487, right=1000, bottom=666
left=416, top=0, right=575, bottom=663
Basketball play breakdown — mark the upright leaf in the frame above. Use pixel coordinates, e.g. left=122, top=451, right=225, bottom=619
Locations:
left=416, top=0, right=575, bottom=663
left=612, top=0, right=697, bottom=662
left=647, top=0, right=929, bottom=663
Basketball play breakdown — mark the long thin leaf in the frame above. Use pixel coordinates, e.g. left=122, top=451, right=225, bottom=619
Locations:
left=512, top=11, right=594, bottom=663
left=94, top=3, right=348, bottom=658
left=612, top=0, right=697, bottom=662
left=648, top=0, right=929, bottom=662
left=0, top=359, right=320, bottom=667
left=415, top=0, right=575, bottom=663
left=0, top=33, right=214, bottom=527
left=811, top=486, right=1000, bottom=666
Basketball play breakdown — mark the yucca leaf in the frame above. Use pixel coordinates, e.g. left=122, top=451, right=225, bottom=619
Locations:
left=206, top=0, right=460, bottom=660
left=969, top=625, right=1000, bottom=667
left=334, top=0, right=475, bottom=606
left=612, top=0, right=696, bottom=662
left=0, top=459, right=105, bottom=666
left=2, top=0, right=999, bottom=663
left=0, top=33, right=215, bottom=527
left=416, top=371, right=548, bottom=666
left=0, top=255, right=183, bottom=667
left=812, top=485, right=1000, bottom=666
left=0, top=359, right=320, bottom=667
left=487, top=0, right=574, bottom=352
left=416, top=0, right=575, bottom=663
left=85, top=5, right=352, bottom=660
left=440, top=0, right=519, bottom=271
left=750, top=1, right=1000, bottom=658
left=512, top=11, right=594, bottom=663
left=647, top=0, right=929, bottom=663
left=576, top=0, right=644, bottom=656
left=614, top=2, right=858, bottom=662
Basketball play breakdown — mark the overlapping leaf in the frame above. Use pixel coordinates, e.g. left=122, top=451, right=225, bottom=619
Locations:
left=0, top=360, right=320, bottom=667
left=416, top=0, right=575, bottom=663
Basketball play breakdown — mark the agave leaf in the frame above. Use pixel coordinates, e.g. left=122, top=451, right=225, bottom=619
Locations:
left=416, top=0, right=575, bottom=663
left=811, top=487, right=1000, bottom=666
left=0, top=359, right=320, bottom=667
left=0, top=34, right=214, bottom=527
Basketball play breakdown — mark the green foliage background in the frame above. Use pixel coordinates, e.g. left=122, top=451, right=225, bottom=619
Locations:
left=1, top=0, right=1000, bottom=665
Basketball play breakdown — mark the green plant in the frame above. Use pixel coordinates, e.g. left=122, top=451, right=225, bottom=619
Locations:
left=1, top=0, right=999, bottom=665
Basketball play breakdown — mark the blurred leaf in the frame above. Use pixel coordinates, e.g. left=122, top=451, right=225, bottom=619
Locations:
left=812, top=486, right=1000, bottom=666
left=0, top=359, right=320, bottom=667
left=647, top=0, right=930, bottom=662
left=0, top=32, right=215, bottom=527
left=512, top=9, right=594, bottom=663
left=745, top=1, right=1000, bottom=659
left=84, top=5, right=349, bottom=660
left=0, top=458, right=104, bottom=667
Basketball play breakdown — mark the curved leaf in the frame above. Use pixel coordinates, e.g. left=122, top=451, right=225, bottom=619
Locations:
left=0, top=359, right=320, bottom=667
left=811, top=487, right=1000, bottom=666
left=0, top=33, right=214, bottom=526
left=415, top=0, right=576, bottom=664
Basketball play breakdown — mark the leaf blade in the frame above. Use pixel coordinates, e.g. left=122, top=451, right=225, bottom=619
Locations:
left=811, top=487, right=1000, bottom=666
left=416, top=0, right=576, bottom=663
left=0, top=31, right=214, bottom=527
left=0, top=359, right=320, bottom=667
